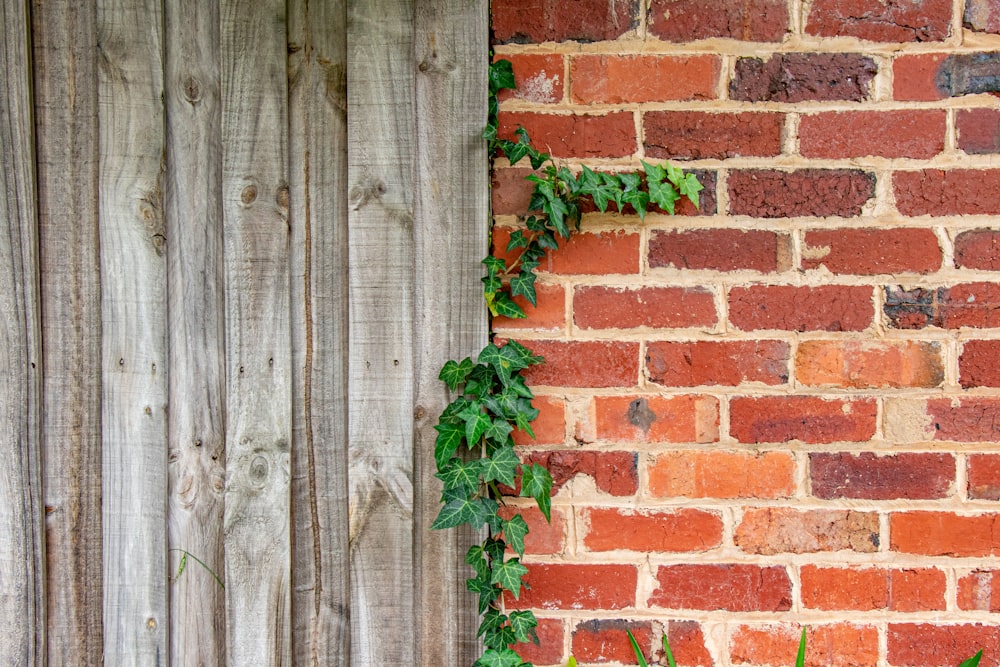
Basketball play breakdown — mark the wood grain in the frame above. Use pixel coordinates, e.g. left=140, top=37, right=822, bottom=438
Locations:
left=0, top=0, right=45, bottom=663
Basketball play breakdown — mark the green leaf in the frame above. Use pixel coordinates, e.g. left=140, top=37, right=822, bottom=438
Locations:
left=642, top=160, right=667, bottom=185
left=520, top=463, right=553, bottom=521
left=484, top=418, right=515, bottom=447
left=501, top=139, right=531, bottom=166
left=482, top=444, right=519, bottom=487
left=619, top=172, right=651, bottom=219
left=491, top=557, right=530, bottom=599
left=509, top=609, right=539, bottom=644
left=483, top=255, right=506, bottom=275
left=662, top=633, right=678, bottom=667
left=627, top=629, right=649, bottom=667
left=482, top=274, right=503, bottom=295
left=489, top=59, right=516, bottom=94
left=796, top=628, right=807, bottom=667
left=474, top=648, right=523, bottom=667
left=432, top=495, right=491, bottom=530
left=510, top=270, right=537, bottom=306
left=435, top=458, right=482, bottom=495
left=567, top=658, right=578, bottom=667
left=433, top=422, right=465, bottom=469
left=466, top=572, right=501, bottom=614
left=479, top=608, right=511, bottom=649
left=958, top=651, right=984, bottom=667
left=678, top=172, right=703, bottom=207
left=459, top=401, right=492, bottom=447
left=491, top=291, right=527, bottom=319
left=439, top=357, right=474, bottom=392
left=506, top=230, right=529, bottom=252
left=503, top=514, right=530, bottom=557
left=466, top=544, right=489, bottom=578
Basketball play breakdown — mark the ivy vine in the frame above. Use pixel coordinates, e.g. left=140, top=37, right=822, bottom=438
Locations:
left=431, top=59, right=702, bottom=667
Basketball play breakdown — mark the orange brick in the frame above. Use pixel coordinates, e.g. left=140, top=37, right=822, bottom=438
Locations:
left=493, top=283, right=566, bottom=332
left=731, top=624, right=879, bottom=667
left=496, top=53, right=564, bottom=104
left=582, top=507, right=722, bottom=553
left=890, top=568, right=946, bottom=612
left=893, top=53, right=949, bottom=101
left=890, top=511, right=1000, bottom=556
left=593, top=395, right=719, bottom=443
left=648, top=450, right=795, bottom=499
left=796, top=340, right=943, bottom=388
left=800, top=566, right=888, bottom=611
left=513, top=395, right=566, bottom=446
left=571, top=54, right=719, bottom=103
left=958, top=570, right=1000, bottom=612
left=499, top=505, right=566, bottom=555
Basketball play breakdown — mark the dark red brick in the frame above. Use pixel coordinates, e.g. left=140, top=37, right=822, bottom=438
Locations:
left=648, top=0, right=789, bottom=42
left=966, top=0, right=1000, bottom=34
left=883, top=284, right=1000, bottom=330
left=729, top=284, right=874, bottom=332
left=806, top=0, right=952, bottom=42
left=731, top=396, right=877, bottom=444
left=801, top=227, right=941, bottom=275
left=927, top=397, right=1000, bottom=442
left=893, top=53, right=949, bottom=101
left=493, top=0, right=639, bottom=44
left=491, top=167, right=535, bottom=216
left=731, top=53, right=877, bottom=102
left=969, top=454, right=1000, bottom=500
left=574, top=285, right=716, bottom=329
left=956, top=229, right=1000, bottom=269
left=960, top=340, right=1000, bottom=388
left=644, top=111, right=782, bottom=159
left=499, top=111, right=636, bottom=159
left=496, top=53, right=564, bottom=104
left=515, top=617, right=565, bottom=665
left=649, top=564, right=792, bottom=611
left=649, top=228, right=790, bottom=272
left=511, top=564, right=637, bottom=610
left=809, top=452, right=955, bottom=500
left=522, top=450, right=639, bottom=496
left=572, top=619, right=653, bottom=664
left=895, top=169, right=1000, bottom=216
left=520, top=340, right=639, bottom=388
left=729, top=169, right=875, bottom=218
left=799, top=110, right=945, bottom=159
left=646, top=340, right=790, bottom=386
left=571, top=55, right=719, bottom=103
left=958, top=109, right=1000, bottom=154
left=889, top=624, right=1000, bottom=667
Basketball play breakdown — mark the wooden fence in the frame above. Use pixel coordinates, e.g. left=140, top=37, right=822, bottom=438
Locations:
left=0, top=0, right=486, bottom=664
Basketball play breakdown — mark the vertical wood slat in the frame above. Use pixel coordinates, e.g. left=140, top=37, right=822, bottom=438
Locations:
left=346, top=0, right=416, bottom=663
left=287, top=1, right=351, bottom=664
left=220, top=1, right=292, bottom=663
left=96, top=0, right=169, bottom=661
left=0, top=0, right=45, bottom=664
left=413, top=1, right=489, bottom=664
left=164, top=0, right=226, bottom=664
left=31, top=0, right=104, bottom=662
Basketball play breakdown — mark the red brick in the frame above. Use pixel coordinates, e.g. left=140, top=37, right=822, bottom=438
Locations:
left=648, top=0, right=789, bottom=42
left=646, top=340, right=790, bottom=387
left=493, top=228, right=640, bottom=276
left=729, top=169, right=875, bottom=218
left=649, top=564, right=791, bottom=611
left=514, top=617, right=564, bottom=666
left=806, top=0, right=952, bottom=42
left=648, top=450, right=795, bottom=499
left=520, top=340, right=639, bottom=388
left=731, top=396, right=877, bottom=444
left=958, top=108, right=1000, bottom=154
left=732, top=624, right=879, bottom=667
left=649, top=228, right=791, bottom=273
left=513, top=395, right=565, bottom=446
left=889, top=569, right=947, bottom=612
left=500, top=505, right=566, bottom=555
left=955, top=229, right=1000, bottom=269
left=969, top=454, right=1000, bottom=500
left=499, top=112, right=636, bottom=159
left=884, top=283, right=1000, bottom=330
left=511, top=564, right=637, bottom=611
left=801, top=227, right=941, bottom=275
left=731, top=53, right=877, bottom=103
left=582, top=507, right=722, bottom=552
left=927, top=397, right=1000, bottom=442
left=889, top=624, right=1000, bottom=667
left=493, top=283, right=565, bottom=332
left=801, top=566, right=888, bottom=611
left=890, top=511, right=1000, bottom=556
left=801, top=109, right=945, bottom=159
left=960, top=340, right=1000, bottom=388
left=572, top=619, right=652, bottom=664
left=966, top=0, right=1000, bottom=33
left=729, top=284, right=874, bottom=332
left=594, top=394, right=719, bottom=444
left=795, top=340, right=944, bottom=389
left=809, top=452, right=954, bottom=500
left=893, top=53, right=949, bottom=101
left=895, top=169, right=1000, bottom=216
left=523, top=450, right=638, bottom=496
left=492, top=0, right=639, bottom=44
left=959, top=570, right=1000, bottom=612
left=497, top=54, right=564, bottom=104
left=491, top=167, right=535, bottom=216
left=574, top=285, right=716, bottom=330
left=736, top=508, right=880, bottom=555
left=665, top=621, right=712, bottom=667
left=644, top=111, right=782, bottom=159
left=571, top=55, right=718, bottom=103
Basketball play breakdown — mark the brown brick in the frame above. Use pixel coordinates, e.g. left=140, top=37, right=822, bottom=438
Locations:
left=806, top=0, right=952, bottom=42
left=733, top=395, right=878, bottom=445
left=799, top=110, right=945, bottom=159
left=572, top=620, right=652, bottom=664
left=648, top=0, right=789, bottom=42
left=593, top=395, right=719, bottom=444
left=649, top=228, right=790, bottom=273
left=510, top=564, right=637, bottom=610
left=643, top=111, right=782, bottom=160
left=736, top=508, right=880, bottom=555
left=491, top=167, right=535, bottom=216
left=795, top=340, right=944, bottom=389
left=648, top=450, right=795, bottom=499
left=496, top=54, right=564, bottom=104
left=649, top=564, right=792, bottom=611
left=890, top=624, right=1000, bottom=667
left=582, top=507, right=723, bottom=552
left=574, top=285, right=717, bottom=330
left=955, top=229, right=1000, bottom=269
left=729, top=285, right=874, bottom=332
left=969, top=454, right=1000, bottom=500
left=522, top=450, right=638, bottom=496
left=809, top=452, right=954, bottom=500
left=891, top=511, right=1000, bottom=556
left=966, top=0, right=1000, bottom=34
left=732, top=624, right=879, bottom=667
left=729, top=169, right=875, bottom=218
left=647, top=340, right=790, bottom=386
left=731, top=53, right=877, bottom=103
left=893, top=53, right=950, bottom=101
left=801, top=566, right=888, bottom=611
left=927, top=397, right=1000, bottom=442
left=958, top=108, right=1000, bottom=154
left=493, top=0, right=639, bottom=43
left=520, top=340, right=639, bottom=388
left=895, top=169, right=1000, bottom=216
left=802, top=227, right=941, bottom=275
left=958, top=570, right=1000, bottom=612
left=571, top=55, right=719, bottom=103
left=960, top=340, right=1000, bottom=388
left=499, top=111, right=636, bottom=159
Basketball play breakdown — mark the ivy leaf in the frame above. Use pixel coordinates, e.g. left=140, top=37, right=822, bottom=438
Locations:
left=500, top=139, right=531, bottom=166
left=619, top=172, right=651, bottom=219
left=474, top=648, right=524, bottom=667
left=439, top=357, right=474, bottom=392
left=459, top=401, right=492, bottom=447
left=520, top=463, right=553, bottom=521
left=482, top=274, right=502, bottom=295
left=678, top=171, right=703, bottom=207
left=506, top=229, right=529, bottom=251
left=489, top=59, right=516, bottom=94
left=509, top=610, right=540, bottom=645
left=482, top=615, right=518, bottom=651
left=467, top=572, right=501, bottom=614
left=481, top=444, right=519, bottom=487
left=503, top=514, right=530, bottom=557
left=435, top=458, right=483, bottom=495
left=579, top=165, right=619, bottom=212
left=432, top=494, right=492, bottom=530
left=434, top=422, right=465, bottom=469
left=509, top=270, right=537, bottom=306
left=484, top=417, right=515, bottom=447
left=491, top=557, right=530, bottom=599
left=478, top=608, right=509, bottom=644
left=466, top=544, right=489, bottom=578
left=490, top=291, right=526, bottom=319
left=464, top=364, right=495, bottom=399
left=484, top=535, right=507, bottom=563
left=483, top=255, right=506, bottom=276
left=643, top=160, right=680, bottom=214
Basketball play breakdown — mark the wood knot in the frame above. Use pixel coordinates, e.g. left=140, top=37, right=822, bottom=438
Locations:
left=241, top=185, right=257, bottom=205
left=276, top=185, right=289, bottom=210
left=183, top=76, right=202, bottom=103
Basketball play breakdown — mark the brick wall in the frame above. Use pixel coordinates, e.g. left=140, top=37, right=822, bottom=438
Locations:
left=491, top=1, right=1000, bottom=665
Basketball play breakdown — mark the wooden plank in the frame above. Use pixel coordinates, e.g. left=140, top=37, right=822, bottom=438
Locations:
left=287, top=1, right=351, bottom=664
left=0, top=0, right=45, bottom=663
left=31, top=0, right=104, bottom=662
left=412, top=1, right=490, bottom=664
left=220, top=1, right=292, bottom=663
left=96, top=0, right=168, bottom=661
left=164, top=0, right=226, bottom=664
left=346, top=0, right=416, bottom=663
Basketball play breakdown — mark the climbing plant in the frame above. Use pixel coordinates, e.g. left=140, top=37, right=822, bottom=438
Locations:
left=430, top=59, right=702, bottom=667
